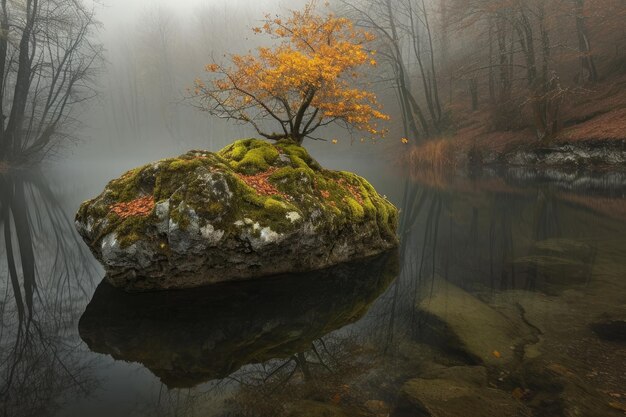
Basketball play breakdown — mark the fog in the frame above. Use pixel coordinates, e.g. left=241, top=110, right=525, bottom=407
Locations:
left=77, top=0, right=348, bottom=169
left=1, top=1, right=626, bottom=416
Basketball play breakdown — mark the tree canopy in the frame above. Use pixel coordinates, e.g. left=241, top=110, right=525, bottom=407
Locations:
left=191, top=1, right=389, bottom=145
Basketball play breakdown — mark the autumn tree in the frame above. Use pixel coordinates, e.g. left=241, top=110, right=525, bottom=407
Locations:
left=191, top=1, right=389, bottom=145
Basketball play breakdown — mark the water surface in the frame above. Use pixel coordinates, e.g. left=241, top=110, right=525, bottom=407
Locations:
left=1, top=158, right=625, bottom=417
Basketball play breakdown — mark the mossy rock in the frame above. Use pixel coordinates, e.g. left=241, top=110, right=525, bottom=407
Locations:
left=75, top=138, right=398, bottom=291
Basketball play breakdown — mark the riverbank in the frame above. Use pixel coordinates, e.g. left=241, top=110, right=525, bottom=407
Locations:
left=407, top=74, right=626, bottom=172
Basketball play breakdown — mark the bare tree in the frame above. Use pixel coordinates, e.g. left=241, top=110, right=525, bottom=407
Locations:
left=571, top=0, right=598, bottom=83
left=0, top=0, right=102, bottom=166
left=341, top=0, right=447, bottom=143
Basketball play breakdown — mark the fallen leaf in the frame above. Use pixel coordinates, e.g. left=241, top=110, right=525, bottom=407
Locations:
left=237, top=167, right=287, bottom=199
left=110, top=196, right=155, bottom=219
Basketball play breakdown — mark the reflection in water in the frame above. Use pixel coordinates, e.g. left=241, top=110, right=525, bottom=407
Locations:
left=0, top=172, right=99, bottom=417
left=1, top=165, right=624, bottom=417
left=79, top=250, right=398, bottom=388
left=360, top=177, right=624, bottom=417
left=395, top=180, right=601, bottom=294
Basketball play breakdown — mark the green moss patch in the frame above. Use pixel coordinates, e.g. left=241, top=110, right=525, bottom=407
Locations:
left=77, top=138, right=399, bottom=250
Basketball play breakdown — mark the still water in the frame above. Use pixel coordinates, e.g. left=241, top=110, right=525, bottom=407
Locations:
left=1, top=156, right=625, bottom=417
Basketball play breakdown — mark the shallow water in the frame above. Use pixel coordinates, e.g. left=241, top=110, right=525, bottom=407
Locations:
left=1, top=158, right=625, bottom=417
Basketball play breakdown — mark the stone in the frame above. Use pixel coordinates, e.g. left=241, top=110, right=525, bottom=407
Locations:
left=415, top=276, right=536, bottom=366
left=590, top=315, right=626, bottom=343
left=513, top=238, right=596, bottom=289
left=394, top=372, right=531, bottom=417
left=75, top=139, right=398, bottom=291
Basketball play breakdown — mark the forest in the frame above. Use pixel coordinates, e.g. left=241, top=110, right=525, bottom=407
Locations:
left=0, top=0, right=623, bottom=168
left=1, top=1, right=625, bottom=417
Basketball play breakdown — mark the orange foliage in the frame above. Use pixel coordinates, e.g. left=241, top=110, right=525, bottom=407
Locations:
left=192, top=1, right=388, bottom=144
left=110, top=196, right=155, bottom=219
left=337, top=178, right=363, bottom=204
left=238, top=167, right=288, bottom=199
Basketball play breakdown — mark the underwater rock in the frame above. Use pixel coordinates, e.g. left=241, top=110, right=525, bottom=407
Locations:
left=75, top=139, right=398, bottom=291
left=513, top=238, right=596, bottom=289
left=414, top=276, right=536, bottom=366
left=590, top=315, right=626, bottom=343
left=78, top=250, right=398, bottom=388
left=394, top=366, right=531, bottom=417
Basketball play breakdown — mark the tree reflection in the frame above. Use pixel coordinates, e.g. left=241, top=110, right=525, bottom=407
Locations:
left=228, top=334, right=367, bottom=417
left=0, top=171, right=99, bottom=417
left=370, top=176, right=600, bottom=356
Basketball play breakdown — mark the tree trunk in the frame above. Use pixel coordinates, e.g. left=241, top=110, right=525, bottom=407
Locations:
left=573, top=0, right=598, bottom=83
left=468, top=79, right=478, bottom=111
left=5, top=0, right=38, bottom=159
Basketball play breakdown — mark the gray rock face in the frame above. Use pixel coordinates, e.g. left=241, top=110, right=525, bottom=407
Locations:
left=75, top=139, right=398, bottom=291
left=501, top=139, right=626, bottom=168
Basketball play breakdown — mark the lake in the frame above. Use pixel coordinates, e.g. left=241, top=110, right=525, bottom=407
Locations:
left=1, top=155, right=625, bottom=417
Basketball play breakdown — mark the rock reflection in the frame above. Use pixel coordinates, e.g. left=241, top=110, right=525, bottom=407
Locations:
left=78, top=250, right=399, bottom=388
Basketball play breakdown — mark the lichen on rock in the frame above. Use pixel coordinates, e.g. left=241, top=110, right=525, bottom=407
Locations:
left=76, top=138, right=399, bottom=291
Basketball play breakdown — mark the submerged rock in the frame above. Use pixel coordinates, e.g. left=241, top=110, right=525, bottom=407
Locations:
left=590, top=315, right=626, bottom=343
left=513, top=238, right=596, bottom=289
left=395, top=366, right=531, bottom=417
left=75, top=139, right=398, bottom=290
left=78, top=251, right=398, bottom=388
left=415, top=276, right=536, bottom=366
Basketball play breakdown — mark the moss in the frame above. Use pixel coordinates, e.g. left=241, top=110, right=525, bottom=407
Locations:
left=219, top=138, right=280, bottom=174
left=263, top=197, right=287, bottom=215
left=270, top=166, right=316, bottom=197
left=78, top=137, right=399, bottom=255
left=116, top=216, right=152, bottom=247
left=168, top=158, right=204, bottom=171
left=345, top=197, right=365, bottom=220
left=169, top=201, right=191, bottom=230
left=197, top=201, right=224, bottom=220
left=277, top=142, right=321, bottom=173
left=229, top=142, right=248, bottom=160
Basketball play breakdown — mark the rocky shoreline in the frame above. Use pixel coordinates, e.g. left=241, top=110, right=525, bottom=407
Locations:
left=470, top=139, right=626, bottom=172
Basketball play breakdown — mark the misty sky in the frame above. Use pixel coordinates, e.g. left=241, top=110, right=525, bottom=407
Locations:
left=95, top=0, right=309, bottom=30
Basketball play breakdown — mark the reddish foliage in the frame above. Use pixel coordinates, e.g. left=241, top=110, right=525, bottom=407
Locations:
left=338, top=178, right=364, bottom=204
left=110, top=196, right=155, bottom=219
left=560, top=108, right=626, bottom=142
left=315, top=176, right=361, bottom=203
left=238, top=167, right=287, bottom=199
left=0, top=161, right=8, bottom=174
